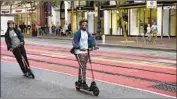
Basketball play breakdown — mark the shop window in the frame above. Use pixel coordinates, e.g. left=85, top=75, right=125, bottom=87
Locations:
left=102, top=1, right=110, bottom=5
left=79, top=1, right=86, bottom=6
left=127, top=1, right=134, bottom=3
left=86, top=1, right=94, bottom=7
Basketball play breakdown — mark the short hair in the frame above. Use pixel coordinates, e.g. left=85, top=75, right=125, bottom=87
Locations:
left=7, top=20, right=14, bottom=24
left=79, top=19, right=88, bottom=26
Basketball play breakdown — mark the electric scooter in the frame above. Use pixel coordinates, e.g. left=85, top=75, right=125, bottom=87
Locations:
left=17, top=46, right=35, bottom=79
left=75, top=47, right=99, bottom=96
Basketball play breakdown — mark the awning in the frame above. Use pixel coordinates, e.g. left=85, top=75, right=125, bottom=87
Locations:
left=68, top=6, right=94, bottom=12
left=102, top=1, right=177, bottom=9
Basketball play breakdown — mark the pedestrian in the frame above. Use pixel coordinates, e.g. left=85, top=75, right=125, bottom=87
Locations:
left=56, top=22, right=60, bottom=36
left=32, top=23, right=37, bottom=36
left=4, top=20, right=31, bottom=77
left=70, top=19, right=97, bottom=88
left=64, top=22, right=68, bottom=36
left=19, top=23, right=26, bottom=33
left=144, top=23, right=147, bottom=36
left=51, top=24, right=56, bottom=35
left=15, top=24, right=21, bottom=32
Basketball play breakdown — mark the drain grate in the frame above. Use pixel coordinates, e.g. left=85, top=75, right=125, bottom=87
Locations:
left=150, top=83, right=176, bottom=93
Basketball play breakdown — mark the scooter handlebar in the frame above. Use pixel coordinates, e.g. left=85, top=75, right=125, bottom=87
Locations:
left=88, top=46, right=99, bottom=51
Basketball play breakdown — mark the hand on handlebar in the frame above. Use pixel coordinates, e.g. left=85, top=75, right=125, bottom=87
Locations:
left=9, top=48, right=14, bottom=51
left=20, top=42, right=24, bottom=45
left=80, top=47, right=99, bottom=51
left=80, top=48, right=87, bottom=51
left=89, top=46, right=99, bottom=51
left=94, top=46, right=99, bottom=50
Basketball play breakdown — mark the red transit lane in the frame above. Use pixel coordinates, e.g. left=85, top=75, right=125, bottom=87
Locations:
left=1, top=41, right=176, bottom=97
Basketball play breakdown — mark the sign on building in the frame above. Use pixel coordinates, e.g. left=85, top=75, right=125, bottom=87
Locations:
left=164, top=6, right=177, bottom=10
left=94, top=7, right=98, bottom=17
left=1, top=10, right=10, bottom=14
left=146, top=1, right=157, bottom=8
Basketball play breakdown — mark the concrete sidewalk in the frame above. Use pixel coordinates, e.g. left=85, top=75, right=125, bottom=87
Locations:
left=24, top=34, right=176, bottom=51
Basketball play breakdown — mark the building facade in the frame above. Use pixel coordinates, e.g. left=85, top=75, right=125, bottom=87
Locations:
left=1, top=3, right=36, bottom=25
left=103, top=1, right=177, bottom=37
left=1, top=1, right=176, bottom=37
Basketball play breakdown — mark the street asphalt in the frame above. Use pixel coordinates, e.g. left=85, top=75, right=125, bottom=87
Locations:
left=1, top=61, right=168, bottom=98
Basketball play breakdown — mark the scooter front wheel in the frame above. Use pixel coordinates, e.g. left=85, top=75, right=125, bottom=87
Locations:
left=93, top=86, right=99, bottom=96
left=28, top=69, right=35, bottom=79
left=30, top=72, right=35, bottom=79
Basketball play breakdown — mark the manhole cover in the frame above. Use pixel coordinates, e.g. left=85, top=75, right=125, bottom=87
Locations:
left=150, top=83, right=176, bottom=93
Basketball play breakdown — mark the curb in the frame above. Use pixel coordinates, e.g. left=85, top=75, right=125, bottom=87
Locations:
left=25, top=36, right=176, bottom=52
left=97, top=43, right=176, bottom=52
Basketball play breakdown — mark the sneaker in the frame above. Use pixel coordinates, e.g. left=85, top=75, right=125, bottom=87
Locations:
left=77, top=80, right=82, bottom=86
left=82, top=81, right=89, bottom=89
left=23, top=72, right=30, bottom=77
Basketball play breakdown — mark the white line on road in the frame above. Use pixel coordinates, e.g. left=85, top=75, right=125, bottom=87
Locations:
left=1, top=60, right=176, bottom=98
left=40, top=53, right=67, bottom=58
left=1, top=56, right=14, bottom=59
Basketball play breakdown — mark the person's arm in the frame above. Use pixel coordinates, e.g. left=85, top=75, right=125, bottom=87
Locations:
left=16, top=29, right=25, bottom=45
left=5, top=32, right=12, bottom=51
left=156, top=25, right=158, bottom=31
left=88, top=32, right=97, bottom=49
left=72, top=30, right=80, bottom=49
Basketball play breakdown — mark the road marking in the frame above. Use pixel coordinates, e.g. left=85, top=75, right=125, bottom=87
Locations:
left=154, top=59, right=176, bottom=64
left=1, top=56, right=14, bottom=59
left=92, top=57, right=176, bottom=69
left=1, top=47, right=176, bottom=70
left=1, top=60, right=176, bottom=98
left=40, top=53, right=67, bottom=58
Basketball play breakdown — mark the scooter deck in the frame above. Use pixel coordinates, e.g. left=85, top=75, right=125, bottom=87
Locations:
left=75, top=85, right=91, bottom=91
left=75, top=81, right=100, bottom=96
left=75, top=81, right=96, bottom=91
left=17, top=47, right=35, bottom=79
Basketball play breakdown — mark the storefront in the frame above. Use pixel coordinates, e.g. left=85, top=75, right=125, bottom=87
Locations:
left=120, top=2, right=177, bottom=37
left=14, top=8, right=36, bottom=25
left=68, top=9, right=77, bottom=32
left=68, top=6, right=95, bottom=33
left=68, top=1, right=176, bottom=37
left=102, top=7, right=128, bottom=36
left=1, top=5, right=37, bottom=26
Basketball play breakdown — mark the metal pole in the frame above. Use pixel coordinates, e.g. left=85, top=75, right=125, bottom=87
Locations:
left=161, top=6, right=164, bottom=44
left=96, top=1, right=101, bottom=40
left=176, top=3, right=177, bottom=38
left=71, top=1, right=74, bottom=34
left=0, top=1, right=2, bottom=40
left=110, top=10, right=112, bottom=35
left=168, top=8, right=171, bottom=39
left=143, top=8, right=146, bottom=43
left=150, top=8, right=152, bottom=26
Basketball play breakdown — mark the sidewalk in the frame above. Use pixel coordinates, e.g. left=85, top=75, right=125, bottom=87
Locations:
left=24, top=34, right=176, bottom=51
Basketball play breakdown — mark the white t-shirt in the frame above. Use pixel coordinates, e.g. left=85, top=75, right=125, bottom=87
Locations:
left=151, top=25, right=157, bottom=31
left=9, top=29, right=21, bottom=48
left=75, top=30, right=88, bottom=54
left=147, top=27, right=151, bottom=33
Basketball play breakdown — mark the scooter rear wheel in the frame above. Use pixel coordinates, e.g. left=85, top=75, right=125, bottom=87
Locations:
left=75, top=81, right=80, bottom=91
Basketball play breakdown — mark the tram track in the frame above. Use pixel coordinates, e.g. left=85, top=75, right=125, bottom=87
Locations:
left=1, top=53, right=176, bottom=85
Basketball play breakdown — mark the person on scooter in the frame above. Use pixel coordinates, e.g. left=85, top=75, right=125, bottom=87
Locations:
left=71, top=19, right=97, bottom=89
left=5, top=20, right=31, bottom=77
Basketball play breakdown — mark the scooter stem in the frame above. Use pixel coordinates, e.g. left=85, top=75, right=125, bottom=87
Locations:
left=88, top=50, right=95, bottom=81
